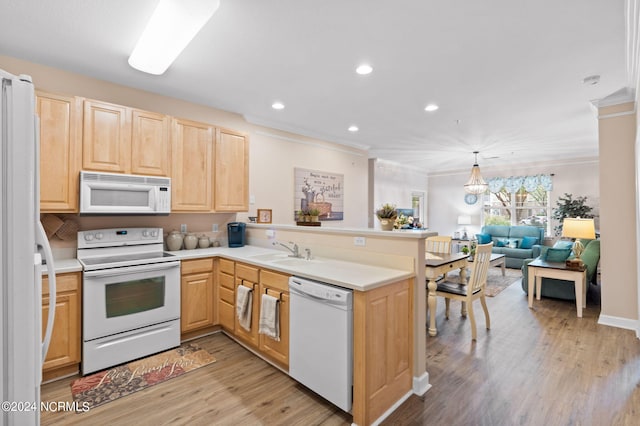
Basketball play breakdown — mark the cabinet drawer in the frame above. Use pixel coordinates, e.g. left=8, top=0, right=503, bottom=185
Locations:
left=218, top=271, right=234, bottom=290
left=236, top=263, right=259, bottom=282
left=43, top=272, right=79, bottom=296
left=260, top=270, right=289, bottom=292
left=219, top=286, right=234, bottom=305
left=218, top=258, right=235, bottom=275
left=182, top=258, right=213, bottom=275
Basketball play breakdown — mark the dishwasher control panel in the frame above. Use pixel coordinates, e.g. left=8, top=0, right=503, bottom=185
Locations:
left=289, top=277, right=352, bottom=305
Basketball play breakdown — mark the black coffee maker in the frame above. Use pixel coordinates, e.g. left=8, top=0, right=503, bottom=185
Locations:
left=227, top=222, right=246, bottom=247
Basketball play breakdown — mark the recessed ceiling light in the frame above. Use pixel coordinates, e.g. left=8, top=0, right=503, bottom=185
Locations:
left=271, top=102, right=285, bottom=110
left=424, top=104, right=439, bottom=112
left=348, top=125, right=359, bottom=132
left=356, top=64, right=373, bottom=75
left=583, top=75, right=600, bottom=85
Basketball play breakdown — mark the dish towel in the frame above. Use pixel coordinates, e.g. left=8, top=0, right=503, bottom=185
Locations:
left=259, top=294, right=280, bottom=341
left=236, top=285, right=253, bottom=331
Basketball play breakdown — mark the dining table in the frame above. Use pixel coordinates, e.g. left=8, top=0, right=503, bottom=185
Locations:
left=425, top=251, right=470, bottom=336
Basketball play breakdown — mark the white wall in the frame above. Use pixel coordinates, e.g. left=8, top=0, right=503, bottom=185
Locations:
left=428, top=159, right=600, bottom=238
left=369, top=158, right=429, bottom=229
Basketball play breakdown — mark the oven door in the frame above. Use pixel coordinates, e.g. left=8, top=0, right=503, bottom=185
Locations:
left=83, top=261, right=180, bottom=341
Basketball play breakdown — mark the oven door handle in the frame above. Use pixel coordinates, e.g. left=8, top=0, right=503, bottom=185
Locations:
left=83, top=261, right=180, bottom=278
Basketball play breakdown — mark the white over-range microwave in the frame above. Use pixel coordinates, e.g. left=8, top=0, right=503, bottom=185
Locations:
left=79, top=171, right=171, bottom=215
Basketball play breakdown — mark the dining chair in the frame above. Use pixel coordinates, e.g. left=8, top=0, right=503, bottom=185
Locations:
left=435, top=242, right=493, bottom=340
left=426, top=235, right=453, bottom=282
left=425, top=235, right=452, bottom=254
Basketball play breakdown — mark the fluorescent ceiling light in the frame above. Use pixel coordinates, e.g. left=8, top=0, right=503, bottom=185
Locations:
left=348, top=125, right=359, bottom=132
left=424, top=104, right=439, bottom=112
left=356, top=64, right=373, bottom=75
left=272, top=102, right=285, bottom=110
left=128, top=0, right=220, bottom=75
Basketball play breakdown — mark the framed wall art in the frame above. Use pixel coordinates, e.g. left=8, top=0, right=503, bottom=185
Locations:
left=257, top=209, right=272, bottom=223
left=294, top=168, right=344, bottom=221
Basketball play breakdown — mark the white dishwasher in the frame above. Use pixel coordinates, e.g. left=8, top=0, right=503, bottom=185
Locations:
left=289, top=276, right=353, bottom=412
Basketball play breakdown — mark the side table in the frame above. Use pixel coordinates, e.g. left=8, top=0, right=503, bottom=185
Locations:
left=527, top=258, right=587, bottom=317
left=451, top=238, right=472, bottom=253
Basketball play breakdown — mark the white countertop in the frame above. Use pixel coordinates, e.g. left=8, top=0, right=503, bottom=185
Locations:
left=168, top=245, right=414, bottom=291
left=42, top=258, right=82, bottom=275
left=45, top=245, right=414, bottom=291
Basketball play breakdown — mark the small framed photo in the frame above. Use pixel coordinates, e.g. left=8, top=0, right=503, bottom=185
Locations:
left=257, top=209, right=272, bottom=224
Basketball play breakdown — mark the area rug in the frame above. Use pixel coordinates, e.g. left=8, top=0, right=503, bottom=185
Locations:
left=70, top=343, right=216, bottom=411
left=445, top=266, right=522, bottom=297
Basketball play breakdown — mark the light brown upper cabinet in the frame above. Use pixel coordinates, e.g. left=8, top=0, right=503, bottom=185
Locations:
left=83, top=99, right=170, bottom=176
left=171, top=118, right=214, bottom=211
left=37, top=92, right=82, bottom=213
left=83, top=99, right=131, bottom=173
left=214, top=128, right=249, bottom=212
left=131, top=110, right=170, bottom=176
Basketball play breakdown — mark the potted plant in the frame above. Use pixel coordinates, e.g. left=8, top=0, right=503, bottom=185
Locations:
left=376, top=203, right=397, bottom=231
left=552, top=193, right=594, bottom=236
left=308, top=208, right=320, bottom=222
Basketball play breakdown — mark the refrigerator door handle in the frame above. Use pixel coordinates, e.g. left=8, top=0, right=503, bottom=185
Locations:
left=36, top=221, right=56, bottom=362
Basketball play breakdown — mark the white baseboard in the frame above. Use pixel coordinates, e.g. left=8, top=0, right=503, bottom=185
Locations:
left=598, top=314, right=640, bottom=335
left=413, top=372, right=431, bottom=396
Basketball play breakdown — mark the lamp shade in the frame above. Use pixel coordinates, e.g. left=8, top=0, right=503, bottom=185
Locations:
left=457, top=215, right=471, bottom=225
left=561, top=218, right=596, bottom=239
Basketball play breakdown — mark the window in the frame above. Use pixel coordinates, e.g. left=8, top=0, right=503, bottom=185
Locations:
left=482, top=175, right=552, bottom=235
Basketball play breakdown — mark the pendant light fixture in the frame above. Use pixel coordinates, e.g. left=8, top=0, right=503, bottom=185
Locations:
left=464, top=151, right=488, bottom=194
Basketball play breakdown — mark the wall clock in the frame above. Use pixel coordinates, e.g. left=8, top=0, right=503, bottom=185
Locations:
left=464, top=193, right=478, bottom=205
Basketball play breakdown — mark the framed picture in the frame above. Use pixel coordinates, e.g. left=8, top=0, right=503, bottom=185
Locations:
left=257, top=209, right=272, bottom=224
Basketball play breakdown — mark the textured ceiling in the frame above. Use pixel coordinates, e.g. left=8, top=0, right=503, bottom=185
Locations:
left=0, top=0, right=628, bottom=173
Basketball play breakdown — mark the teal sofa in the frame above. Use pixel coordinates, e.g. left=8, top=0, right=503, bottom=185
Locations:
left=521, top=239, right=600, bottom=301
left=478, top=225, right=545, bottom=268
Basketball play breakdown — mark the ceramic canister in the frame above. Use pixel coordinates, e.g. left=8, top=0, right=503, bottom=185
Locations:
left=184, top=233, right=198, bottom=250
left=166, top=230, right=183, bottom=251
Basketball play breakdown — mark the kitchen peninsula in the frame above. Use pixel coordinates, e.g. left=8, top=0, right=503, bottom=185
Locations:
left=44, top=224, right=434, bottom=426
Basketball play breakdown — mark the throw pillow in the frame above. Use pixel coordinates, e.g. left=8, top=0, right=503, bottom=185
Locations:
left=520, top=236, right=538, bottom=249
left=508, top=239, right=519, bottom=248
left=544, top=247, right=572, bottom=262
left=476, top=233, right=492, bottom=244
left=553, top=240, right=574, bottom=250
left=496, top=239, right=506, bottom=247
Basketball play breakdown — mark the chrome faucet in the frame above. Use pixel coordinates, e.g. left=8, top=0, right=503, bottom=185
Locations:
left=273, top=241, right=301, bottom=258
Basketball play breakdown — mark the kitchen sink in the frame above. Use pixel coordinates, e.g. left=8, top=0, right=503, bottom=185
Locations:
left=271, top=258, right=323, bottom=267
left=248, top=253, right=290, bottom=262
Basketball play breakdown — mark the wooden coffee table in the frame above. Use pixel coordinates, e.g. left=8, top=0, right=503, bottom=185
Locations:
left=468, top=253, right=506, bottom=276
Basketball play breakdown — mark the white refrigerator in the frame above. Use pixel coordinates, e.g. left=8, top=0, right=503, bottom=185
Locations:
left=0, top=68, right=56, bottom=425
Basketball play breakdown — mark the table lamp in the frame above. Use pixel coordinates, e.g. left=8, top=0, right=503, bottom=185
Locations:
left=561, top=218, right=596, bottom=267
left=457, top=215, right=471, bottom=239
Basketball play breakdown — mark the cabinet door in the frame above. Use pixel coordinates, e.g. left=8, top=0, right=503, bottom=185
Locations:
left=37, top=92, right=81, bottom=212
left=214, top=128, right=249, bottom=212
left=83, top=99, right=131, bottom=173
left=42, top=273, right=80, bottom=371
left=234, top=279, right=260, bottom=348
left=131, top=109, right=170, bottom=176
left=259, top=270, right=290, bottom=368
left=171, top=118, right=214, bottom=211
left=180, top=258, right=214, bottom=333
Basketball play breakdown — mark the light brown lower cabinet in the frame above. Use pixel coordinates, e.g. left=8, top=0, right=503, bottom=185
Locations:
left=216, top=258, right=236, bottom=331
left=233, top=263, right=260, bottom=348
left=180, top=258, right=214, bottom=333
left=42, top=272, right=81, bottom=380
left=258, top=269, right=290, bottom=369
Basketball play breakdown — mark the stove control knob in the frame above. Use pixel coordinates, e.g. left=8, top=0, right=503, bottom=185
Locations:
left=142, top=230, right=149, bottom=237
left=84, top=233, right=94, bottom=241
left=95, top=232, right=104, bottom=240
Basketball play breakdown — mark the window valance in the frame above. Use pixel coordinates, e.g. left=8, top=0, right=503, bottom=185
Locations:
left=487, top=174, right=553, bottom=193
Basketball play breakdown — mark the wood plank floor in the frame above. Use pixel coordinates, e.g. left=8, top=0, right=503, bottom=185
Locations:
left=41, top=279, right=640, bottom=425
